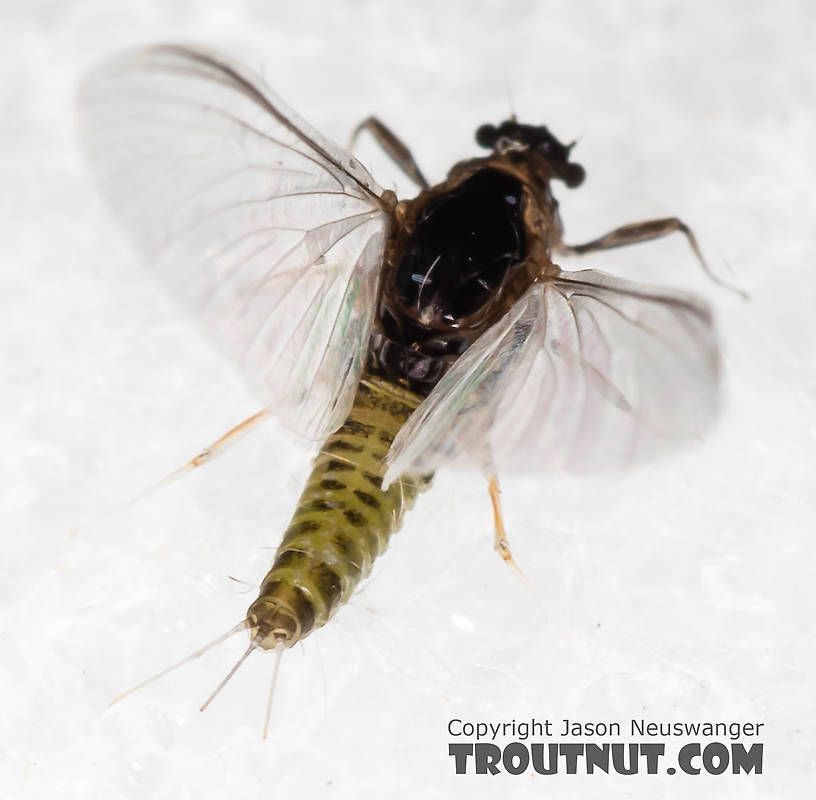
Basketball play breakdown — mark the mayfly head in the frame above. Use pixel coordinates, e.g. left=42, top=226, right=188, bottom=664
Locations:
left=475, top=118, right=585, bottom=187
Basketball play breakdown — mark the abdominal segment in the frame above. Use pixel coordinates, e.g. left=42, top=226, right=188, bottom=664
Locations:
left=247, top=374, right=430, bottom=649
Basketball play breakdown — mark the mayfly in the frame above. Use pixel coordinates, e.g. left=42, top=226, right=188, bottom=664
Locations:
left=78, top=44, right=723, bottom=733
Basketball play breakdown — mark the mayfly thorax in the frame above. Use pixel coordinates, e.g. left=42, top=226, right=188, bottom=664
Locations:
left=78, top=44, right=727, bottom=732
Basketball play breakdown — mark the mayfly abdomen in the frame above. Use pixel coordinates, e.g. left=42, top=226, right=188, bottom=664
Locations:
left=246, top=374, right=430, bottom=650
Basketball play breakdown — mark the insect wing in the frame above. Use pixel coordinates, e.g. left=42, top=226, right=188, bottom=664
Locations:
left=78, top=44, right=390, bottom=439
left=383, top=269, right=719, bottom=484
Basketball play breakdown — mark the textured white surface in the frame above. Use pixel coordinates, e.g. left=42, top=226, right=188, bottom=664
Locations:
left=2, top=1, right=814, bottom=798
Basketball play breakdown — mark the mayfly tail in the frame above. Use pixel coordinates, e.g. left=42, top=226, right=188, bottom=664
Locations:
left=262, top=642, right=286, bottom=739
left=108, top=619, right=250, bottom=706
left=199, top=643, right=257, bottom=712
left=71, top=409, right=269, bottom=537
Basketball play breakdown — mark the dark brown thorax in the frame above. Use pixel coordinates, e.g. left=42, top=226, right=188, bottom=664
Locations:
left=369, top=122, right=584, bottom=394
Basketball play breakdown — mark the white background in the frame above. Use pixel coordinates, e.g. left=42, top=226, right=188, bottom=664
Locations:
left=2, top=1, right=814, bottom=798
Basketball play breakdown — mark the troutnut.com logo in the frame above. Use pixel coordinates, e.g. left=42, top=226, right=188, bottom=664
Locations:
left=448, top=718, right=764, bottom=776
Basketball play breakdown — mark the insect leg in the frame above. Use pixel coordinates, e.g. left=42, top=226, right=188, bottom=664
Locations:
left=488, top=476, right=526, bottom=580
left=71, top=409, right=270, bottom=536
left=556, top=217, right=747, bottom=299
left=349, top=117, right=429, bottom=189
left=137, top=408, right=271, bottom=494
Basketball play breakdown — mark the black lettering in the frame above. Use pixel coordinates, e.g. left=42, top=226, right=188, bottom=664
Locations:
left=732, top=743, right=763, bottom=775
left=585, top=744, right=609, bottom=774
left=702, top=742, right=729, bottom=775
left=611, top=743, right=639, bottom=775
left=678, top=743, right=701, bottom=775
left=475, top=743, right=501, bottom=775
left=502, top=742, right=529, bottom=775
left=531, top=743, right=558, bottom=775
left=449, top=743, right=472, bottom=774
left=641, top=743, right=664, bottom=774
left=560, top=744, right=584, bottom=774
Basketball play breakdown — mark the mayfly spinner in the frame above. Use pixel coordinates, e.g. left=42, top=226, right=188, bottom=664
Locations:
left=79, top=44, right=724, bottom=733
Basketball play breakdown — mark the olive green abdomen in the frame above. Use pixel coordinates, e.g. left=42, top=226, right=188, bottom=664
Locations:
left=247, top=374, right=430, bottom=649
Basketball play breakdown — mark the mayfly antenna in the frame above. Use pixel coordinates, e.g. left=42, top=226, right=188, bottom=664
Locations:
left=262, top=641, right=286, bottom=739
left=503, top=75, right=517, bottom=122
left=109, top=619, right=250, bottom=706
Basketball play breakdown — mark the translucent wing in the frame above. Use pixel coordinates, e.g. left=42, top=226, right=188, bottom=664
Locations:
left=383, top=269, right=719, bottom=484
left=78, top=44, right=391, bottom=439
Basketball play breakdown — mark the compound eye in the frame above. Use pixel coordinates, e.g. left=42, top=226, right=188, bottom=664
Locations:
left=475, top=124, right=498, bottom=148
left=563, top=162, right=585, bottom=188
